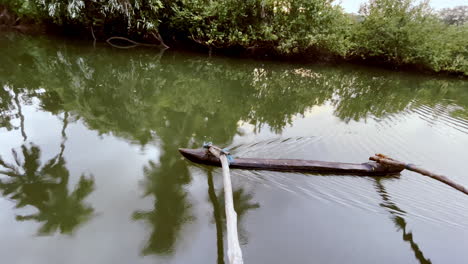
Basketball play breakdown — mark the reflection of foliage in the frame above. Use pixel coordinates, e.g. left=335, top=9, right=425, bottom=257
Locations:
left=130, top=105, right=247, bottom=256
left=15, top=173, right=95, bottom=235
left=131, top=110, right=200, bottom=255
left=0, top=84, right=16, bottom=131
left=132, top=157, right=193, bottom=255
left=0, top=84, right=32, bottom=140
left=12, top=87, right=27, bottom=141
left=0, top=144, right=95, bottom=235
left=1, top=35, right=467, bottom=146
left=1, top=36, right=468, bottom=145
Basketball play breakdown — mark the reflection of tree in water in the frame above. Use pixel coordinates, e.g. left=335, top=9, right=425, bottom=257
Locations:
left=131, top=102, right=246, bottom=257
left=0, top=143, right=95, bottom=235
left=12, top=87, right=27, bottom=141
left=132, top=111, right=197, bottom=256
left=132, top=143, right=258, bottom=258
left=2, top=36, right=467, bottom=142
left=0, top=85, right=17, bottom=131
left=0, top=78, right=94, bottom=235
left=132, top=155, right=193, bottom=255
left=0, top=85, right=31, bottom=138
left=374, top=178, right=432, bottom=264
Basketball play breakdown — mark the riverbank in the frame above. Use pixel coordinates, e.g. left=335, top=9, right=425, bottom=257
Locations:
left=1, top=0, right=467, bottom=76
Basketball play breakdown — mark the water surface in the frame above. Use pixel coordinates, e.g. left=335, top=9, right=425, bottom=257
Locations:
left=1, top=33, right=467, bottom=264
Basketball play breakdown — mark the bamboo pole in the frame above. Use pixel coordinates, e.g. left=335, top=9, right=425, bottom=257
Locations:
left=209, top=146, right=244, bottom=264
left=370, top=154, right=468, bottom=195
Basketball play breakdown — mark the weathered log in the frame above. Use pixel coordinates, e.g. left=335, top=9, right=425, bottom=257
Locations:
left=370, top=154, right=468, bottom=195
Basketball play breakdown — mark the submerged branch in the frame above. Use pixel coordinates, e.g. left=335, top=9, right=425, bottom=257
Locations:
left=106, top=33, right=169, bottom=49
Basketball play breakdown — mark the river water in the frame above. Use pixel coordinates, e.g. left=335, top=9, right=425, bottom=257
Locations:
left=0, top=33, right=467, bottom=264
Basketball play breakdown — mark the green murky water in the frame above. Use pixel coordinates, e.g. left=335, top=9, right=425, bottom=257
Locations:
left=1, top=33, right=467, bottom=264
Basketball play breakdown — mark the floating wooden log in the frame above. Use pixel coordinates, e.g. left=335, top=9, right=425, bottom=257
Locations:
left=179, top=147, right=403, bottom=176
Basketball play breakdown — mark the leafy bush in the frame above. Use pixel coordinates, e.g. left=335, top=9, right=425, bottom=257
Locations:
left=0, top=0, right=42, bottom=22
left=169, top=0, right=351, bottom=57
left=1, top=0, right=164, bottom=37
left=267, top=0, right=351, bottom=56
left=351, top=0, right=467, bottom=74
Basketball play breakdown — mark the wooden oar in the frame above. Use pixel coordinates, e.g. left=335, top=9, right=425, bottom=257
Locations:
left=370, top=154, right=468, bottom=195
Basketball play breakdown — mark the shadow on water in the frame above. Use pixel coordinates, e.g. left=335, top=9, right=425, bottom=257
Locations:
left=374, top=178, right=432, bottom=264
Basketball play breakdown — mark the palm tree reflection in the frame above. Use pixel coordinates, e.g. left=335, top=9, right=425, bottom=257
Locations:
left=132, top=150, right=193, bottom=256
left=0, top=143, right=95, bottom=235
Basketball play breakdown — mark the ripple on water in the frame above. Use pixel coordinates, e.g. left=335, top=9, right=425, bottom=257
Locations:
left=226, top=125, right=468, bottom=230
left=411, top=103, right=468, bottom=135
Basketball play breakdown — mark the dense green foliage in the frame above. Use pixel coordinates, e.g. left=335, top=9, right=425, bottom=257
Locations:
left=170, top=0, right=350, bottom=57
left=1, top=0, right=467, bottom=75
left=352, top=0, right=467, bottom=74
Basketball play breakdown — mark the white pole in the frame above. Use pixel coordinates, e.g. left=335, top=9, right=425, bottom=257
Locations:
left=209, top=147, right=244, bottom=264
